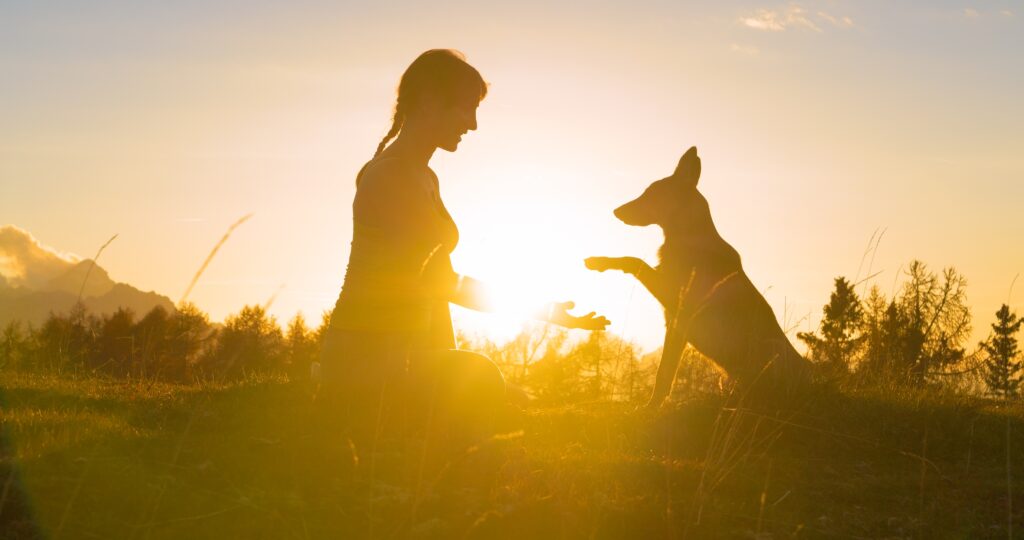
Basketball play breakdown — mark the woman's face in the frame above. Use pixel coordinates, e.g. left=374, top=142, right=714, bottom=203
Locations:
left=421, top=82, right=481, bottom=152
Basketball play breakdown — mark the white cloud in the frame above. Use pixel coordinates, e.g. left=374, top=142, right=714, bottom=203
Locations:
left=741, top=9, right=787, bottom=31
left=0, top=225, right=80, bottom=289
left=959, top=7, right=1015, bottom=19
left=731, top=43, right=761, bottom=56
left=817, top=11, right=855, bottom=28
left=740, top=4, right=853, bottom=33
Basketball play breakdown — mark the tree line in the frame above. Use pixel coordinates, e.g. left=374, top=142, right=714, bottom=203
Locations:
left=0, top=258, right=1020, bottom=401
left=0, top=302, right=326, bottom=383
left=796, top=260, right=1021, bottom=398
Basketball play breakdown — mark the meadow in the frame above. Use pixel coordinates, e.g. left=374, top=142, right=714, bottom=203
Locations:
left=2, top=368, right=1021, bottom=539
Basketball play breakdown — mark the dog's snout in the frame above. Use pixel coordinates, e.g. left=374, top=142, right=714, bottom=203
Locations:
left=613, top=205, right=626, bottom=221
left=613, top=199, right=654, bottom=227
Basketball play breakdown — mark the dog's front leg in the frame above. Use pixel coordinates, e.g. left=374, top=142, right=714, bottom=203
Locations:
left=646, top=316, right=687, bottom=409
left=585, top=257, right=670, bottom=305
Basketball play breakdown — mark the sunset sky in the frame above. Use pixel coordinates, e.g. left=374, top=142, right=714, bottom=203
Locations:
left=2, top=1, right=1022, bottom=352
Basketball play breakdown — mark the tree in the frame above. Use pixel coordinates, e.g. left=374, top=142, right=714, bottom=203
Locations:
left=897, top=262, right=971, bottom=382
left=572, top=330, right=607, bottom=399
left=500, top=323, right=554, bottom=384
left=797, top=276, right=864, bottom=374
left=135, top=305, right=171, bottom=379
left=860, top=285, right=892, bottom=376
left=166, top=302, right=213, bottom=381
left=527, top=329, right=583, bottom=403
left=35, top=303, right=99, bottom=373
left=202, top=304, right=284, bottom=379
left=859, top=261, right=971, bottom=384
left=980, top=304, right=1023, bottom=399
left=312, top=310, right=332, bottom=346
left=95, top=307, right=136, bottom=375
left=600, top=334, right=644, bottom=401
left=0, top=320, right=28, bottom=370
left=285, top=313, right=318, bottom=380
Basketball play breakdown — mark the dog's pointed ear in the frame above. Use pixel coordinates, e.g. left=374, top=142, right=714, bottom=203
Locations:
left=672, top=146, right=701, bottom=187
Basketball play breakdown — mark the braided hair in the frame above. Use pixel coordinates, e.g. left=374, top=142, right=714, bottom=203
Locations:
left=371, top=49, right=488, bottom=163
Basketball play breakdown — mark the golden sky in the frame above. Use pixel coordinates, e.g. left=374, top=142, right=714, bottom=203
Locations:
left=2, top=1, right=1022, bottom=351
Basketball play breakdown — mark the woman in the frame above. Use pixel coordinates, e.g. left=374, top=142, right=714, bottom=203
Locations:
left=319, top=49, right=608, bottom=445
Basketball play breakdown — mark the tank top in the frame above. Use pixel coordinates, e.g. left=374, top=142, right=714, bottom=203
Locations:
left=329, top=156, right=460, bottom=350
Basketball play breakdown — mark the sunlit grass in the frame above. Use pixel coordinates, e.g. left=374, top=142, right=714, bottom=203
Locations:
left=1, top=371, right=1021, bottom=538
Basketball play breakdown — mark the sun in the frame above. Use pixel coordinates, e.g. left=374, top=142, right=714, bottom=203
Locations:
left=449, top=221, right=579, bottom=345
left=452, top=255, right=560, bottom=345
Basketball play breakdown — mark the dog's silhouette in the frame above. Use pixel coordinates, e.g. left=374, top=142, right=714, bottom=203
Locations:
left=587, top=147, right=811, bottom=407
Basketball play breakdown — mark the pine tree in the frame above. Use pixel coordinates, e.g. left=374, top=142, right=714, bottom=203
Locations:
left=285, top=313, right=318, bottom=380
left=797, top=276, right=864, bottom=373
left=859, top=285, right=891, bottom=376
left=981, top=304, right=1023, bottom=399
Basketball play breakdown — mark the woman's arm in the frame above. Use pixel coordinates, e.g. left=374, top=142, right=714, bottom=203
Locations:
left=449, top=274, right=495, bottom=311
left=448, top=272, right=610, bottom=331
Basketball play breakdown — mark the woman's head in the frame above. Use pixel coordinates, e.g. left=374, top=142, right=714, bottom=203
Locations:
left=374, top=49, right=488, bottom=157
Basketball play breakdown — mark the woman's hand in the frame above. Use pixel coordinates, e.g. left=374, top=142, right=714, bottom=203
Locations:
left=541, top=301, right=610, bottom=331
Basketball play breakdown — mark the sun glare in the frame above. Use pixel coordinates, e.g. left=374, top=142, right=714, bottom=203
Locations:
left=449, top=212, right=581, bottom=344
left=454, top=257, right=559, bottom=344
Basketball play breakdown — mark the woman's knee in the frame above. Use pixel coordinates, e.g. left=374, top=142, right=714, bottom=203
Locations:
left=453, top=351, right=505, bottom=389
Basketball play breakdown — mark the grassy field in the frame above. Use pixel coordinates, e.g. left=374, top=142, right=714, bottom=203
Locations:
left=1, top=372, right=1022, bottom=539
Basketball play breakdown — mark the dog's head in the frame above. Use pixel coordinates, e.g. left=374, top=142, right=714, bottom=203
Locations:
left=613, top=146, right=709, bottom=230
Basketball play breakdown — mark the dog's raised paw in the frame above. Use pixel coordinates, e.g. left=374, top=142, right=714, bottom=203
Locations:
left=584, top=257, right=614, bottom=271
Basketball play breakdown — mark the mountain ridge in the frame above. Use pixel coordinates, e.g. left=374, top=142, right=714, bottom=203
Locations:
left=0, top=227, right=176, bottom=327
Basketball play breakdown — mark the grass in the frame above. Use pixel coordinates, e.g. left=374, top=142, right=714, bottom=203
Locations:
left=1, top=371, right=1022, bottom=539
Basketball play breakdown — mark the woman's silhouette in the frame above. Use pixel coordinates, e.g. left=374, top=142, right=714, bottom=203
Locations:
left=319, top=49, right=608, bottom=447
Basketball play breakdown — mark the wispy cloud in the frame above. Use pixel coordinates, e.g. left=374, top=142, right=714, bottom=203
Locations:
left=959, top=7, right=1014, bottom=19
left=817, top=11, right=855, bottom=28
left=730, top=43, right=761, bottom=56
left=741, top=6, right=817, bottom=32
left=740, top=3, right=854, bottom=32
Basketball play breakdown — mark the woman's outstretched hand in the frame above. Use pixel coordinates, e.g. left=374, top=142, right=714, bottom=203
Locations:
left=542, top=301, right=610, bottom=331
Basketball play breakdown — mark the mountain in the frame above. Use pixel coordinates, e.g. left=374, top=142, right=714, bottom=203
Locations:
left=0, top=267, right=175, bottom=328
left=0, top=227, right=176, bottom=327
left=43, top=259, right=117, bottom=298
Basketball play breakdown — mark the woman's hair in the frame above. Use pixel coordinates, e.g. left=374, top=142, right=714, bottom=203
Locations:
left=373, top=49, right=488, bottom=159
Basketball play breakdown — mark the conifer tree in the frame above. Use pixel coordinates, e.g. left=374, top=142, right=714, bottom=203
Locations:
left=981, top=304, right=1023, bottom=398
left=285, top=313, right=318, bottom=379
left=798, top=276, right=864, bottom=373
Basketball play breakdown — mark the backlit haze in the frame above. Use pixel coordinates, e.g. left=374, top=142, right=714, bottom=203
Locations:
left=2, top=1, right=1022, bottom=352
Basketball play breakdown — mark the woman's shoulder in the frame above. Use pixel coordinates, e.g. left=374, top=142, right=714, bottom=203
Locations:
left=356, top=155, right=403, bottom=187
left=357, top=155, right=432, bottom=189
left=352, top=156, right=436, bottom=221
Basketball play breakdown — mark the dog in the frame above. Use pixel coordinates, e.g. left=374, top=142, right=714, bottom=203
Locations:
left=586, top=146, right=811, bottom=407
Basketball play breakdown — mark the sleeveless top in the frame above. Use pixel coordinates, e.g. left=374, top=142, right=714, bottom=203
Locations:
left=329, top=156, right=460, bottom=351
